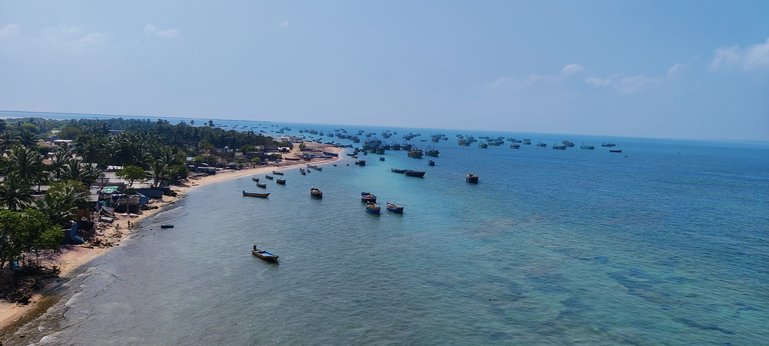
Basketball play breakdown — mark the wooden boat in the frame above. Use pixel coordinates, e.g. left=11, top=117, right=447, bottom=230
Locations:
left=310, top=187, right=323, bottom=198
left=307, top=164, right=322, bottom=171
left=273, top=170, right=284, bottom=175
left=466, top=173, right=479, bottom=184
left=407, top=149, right=423, bottom=158
left=252, top=245, right=279, bottom=263
left=355, top=160, right=366, bottom=166
left=276, top=178, right=286, bottom=185
left=404, top=170, right=426, bottom=178
left=552, top=145, right=567, bottom=150
left=391, top=168, right=405, bottom=174
left=265, top=175, right=274, bottom=180
left=256, top=183, right=267, bottom=188
left=379, top=157, right=385, bottom=161
left=428, top=160, right=435, bottom=166
left=609, top=149, right=623, bottom=153
left=300, top=168, right=306, bottom=175
left=366, top=202, right=381, bottom=215
left=251, top=177, right=259, bottom=182
left=242, top=190, right=270, bottom=198
left=601, top=142, right=617, bottom=147
left=425, top=149, right=439, bottom=157
left=580, top=144, right=595, bottom=150
left=386, top=202, right=404, bottom=214
left=361, top=192, right=377, bottom=203
left=160, top=224, right=174, bottom=229
left=511, top=144, right=521, bottom=149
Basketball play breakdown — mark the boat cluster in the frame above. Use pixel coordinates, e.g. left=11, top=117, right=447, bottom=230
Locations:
left=360, top=192, right=404, bottom=215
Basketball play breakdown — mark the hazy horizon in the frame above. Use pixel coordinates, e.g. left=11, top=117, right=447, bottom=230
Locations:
left=1, top=1, right=768, bottom=141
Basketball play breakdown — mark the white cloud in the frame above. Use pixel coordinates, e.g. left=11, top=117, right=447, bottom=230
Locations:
left=80, top=32, right=107, bottom=45
left=585, top=74, right=660, bottom=94
left=0, top=23, right=21, bottom=38
left=38, top=25, right=108, bottom=54
left=711, top=37, right=769, bottom=71
left=562, top=63, right=584, bottom=75
left=144, top=24, right=180, bottom=39
left=280, top=21, right=289, bottom=29
left=667, top=63, right=683, bottom=78
left=491, top=74, right=557, bottom=91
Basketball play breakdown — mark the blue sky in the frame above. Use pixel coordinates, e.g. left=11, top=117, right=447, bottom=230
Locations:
left=1, top=1, right=767, bottom=141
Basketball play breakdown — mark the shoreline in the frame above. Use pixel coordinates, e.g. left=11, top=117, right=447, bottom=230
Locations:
left=0, top=143, right=344, bottom=336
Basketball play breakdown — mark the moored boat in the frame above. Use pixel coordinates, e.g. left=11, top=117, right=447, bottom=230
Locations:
left=361, top=192, right=377, bottom=203
left=552, top=144, right=567, bottom=150
left=601, top=142, right=617, bottom=147
left=466, top=173, right=479, bottom=184
left=580, top=144, right=595, bottom=150
left=252, top=245, right=279, bottom=263
left=272, top=170, right=284, bottom=175
left=300, top=168, right=306, bottom=175
left=609, top=149, right=623, bottom=153
left=428, top=160, right=435, bottom=166
left=265, top=175, right=274, bottom=180
left=386, top=202, right=404, bottom=214
left=160, top=224, right=174, bottom=229
left=511, top=144, right=521, bottom=149
left=379, top=157, right=385, bottom=161
left=391, top=168, right=406, bottom=174
left=243, top=190, right=270, bottom=198
left=310, top=187, right=323, bottom=198
left=407, top=149, right=423, bottom=158
left=355, top=160, right=366, bottom=166
left=276, top=178, right=286, bottom=185
left=365, top=202, right=381, bottom=215
left=251, top=177, right=259, bottom=182
left=256, top=182, right=267, bottom=188
left=404, top=170, right=426, bottom=177
left=307, top=164, right=322, bottom=171
left=425, top=149, right=439, bottom=157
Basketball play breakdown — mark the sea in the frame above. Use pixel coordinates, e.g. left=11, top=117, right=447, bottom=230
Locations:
left=2, top=111, right=769, bottom=345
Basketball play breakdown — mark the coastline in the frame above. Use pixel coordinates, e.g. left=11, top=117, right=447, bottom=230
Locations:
left=0, top=144, right=344, bottom=336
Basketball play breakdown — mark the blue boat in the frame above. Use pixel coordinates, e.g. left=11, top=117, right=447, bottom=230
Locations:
left=252, top=245, right=279, bottom=263
left=366, top=202, right=381, bottom=215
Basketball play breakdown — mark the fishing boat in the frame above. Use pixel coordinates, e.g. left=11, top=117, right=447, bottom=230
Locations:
left=425, top=149, right=440, bottom=157
left=265, top=175, right=274, bottom=180
left=160, top=224, right=174, bottom=229
left=511, top=144, right=521, bottom=149
left=404, top=170, right=426, bottom=178
left=307, top=164, right=322, bottom=171
left=276, top=178, right=286, bottom=185
left=379, top=157, right=385, bottom=161
left=580, top=144, right=595, bottom=150
left=272, top=170, right=284, bottom=175
left=251, top=177, right=259, bottom=182
left=300, top=168, right=306, bottom=175
left=256, top=183, right=267, bottom=188
left=536, top=142, right=547, bottom=147
left=355, top=160, right=366, bottom=166
left=407, top=149, right=423, bottom=158
left=391, top=168, right=405, bottom=174
left=252, top=245, right=279, bottom=263
left=386, top=202, right=404, bottom=214
left=361, top=192, right=377, bottom=203
left=552, top=144, right=567, bottom=150
left=466, top=173, right=479, bottom=184
left=479, top=143, right=488, bottom=149
left=601, top=142, right=617, bottom=147
left=428, top=160, right=435, bottom=166
left=365, top=202, right=381, bottom=215
left=310, top=187, right=323, bottom=198
left=242, top=190, right=270, bottom=198
left=609, top=149, right=623, bottom=153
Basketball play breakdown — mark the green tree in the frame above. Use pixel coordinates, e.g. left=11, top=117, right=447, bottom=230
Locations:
left=0, top=209, right=62, bottom=269
left=5, top=145, right=44, bottom=189
left=37, top=180, right=89, bottom=227
left=116, top=165, right=147, bottom=188
left=0, top=176, right=33, bottom=210
left=60, top=158, right=103, bottom=186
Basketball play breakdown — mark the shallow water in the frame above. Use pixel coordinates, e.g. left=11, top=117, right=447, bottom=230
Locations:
left=5, top=118, right=769, bottom=345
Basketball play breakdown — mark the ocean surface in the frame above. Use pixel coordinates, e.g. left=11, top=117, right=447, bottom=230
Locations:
left=3, top=111, right=769, bottom=345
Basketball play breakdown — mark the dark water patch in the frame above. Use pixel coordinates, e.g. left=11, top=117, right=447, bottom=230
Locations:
left=674, top=317, right=735, bottom=335
left=527, top=272, right=570, bottom=293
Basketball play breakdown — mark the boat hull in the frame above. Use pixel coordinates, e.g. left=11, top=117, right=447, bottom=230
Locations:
left=243, top=191, right=270, bottom=198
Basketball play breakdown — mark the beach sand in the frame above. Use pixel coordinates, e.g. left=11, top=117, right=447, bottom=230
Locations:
left=0, top=143, right=343, bottom=334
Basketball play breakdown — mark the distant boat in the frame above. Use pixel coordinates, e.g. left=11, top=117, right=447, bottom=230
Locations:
left=379, top=157, right=385, bottom=161
left=536, top=142, right=546, bottom=147
left=160, top=224, right=174, bottom=229
left=272, top=170, right=284, bottom=175
left=466, top=173, right=479, bottom=184
left=243, top=190, right=270, bottom=198
left=580, top=144, right=595, bottom=150
left=251, top=177, right=259, bottom=182
left=479, top=143, right=488, bottom=149
left=511, top=144, right=521, bottom=149
left=609, top=149, right=623, bottom=153
left=252, top=245, right=279, bottom=263
left=276, top=178, right=286, bottom=185
left=256, top=183, right=267, bottom=188
left=310, top=187, right=323, bottom=198
left=322, top=151, right=339, bottom=157
left=552, top=144, right=567, bottom=150
left=602, top=142, right=617, bottom=147
left=361, top=192, right=377, bottom=203
left=265, top=175, right=274, bottom=180
left=562, top=140, right=575, bottom=147
left=366, top=202, right=381, bottom=215
left=428, top=160, right=435, bottom=166
left=404, top=170, right=426, bottom=178
left=407, top=149, right=423, bottom=158
left=307, top=164, right=322, bottom=171
left=425, top=149, right=439, bottom=157
left=386, top=202, right=404, bottom=214
left=355, top=160, right=366, bottom=166
left=391, top=168, right=406, bottom=174
left=300, top=168, right=306, bottom=175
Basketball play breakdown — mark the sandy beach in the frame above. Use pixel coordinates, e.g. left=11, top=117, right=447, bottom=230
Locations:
left=0, top=143, right=344, bottom=335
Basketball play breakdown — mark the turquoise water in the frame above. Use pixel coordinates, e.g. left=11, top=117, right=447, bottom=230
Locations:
left=4, top=113, right=769, bottom=345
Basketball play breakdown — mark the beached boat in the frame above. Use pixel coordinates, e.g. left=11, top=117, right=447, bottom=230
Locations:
left=428, top=160, right=435, bottom=166
left=242, top=190, right=270, bottom=198
left=386, top=202, right=404, bottom=214
left=366, top=202, right=381, bottom=215
left=272, top=170, right=284, bottom=175
left=361, top=192, right=377, bottom=203
left=160, top=224, right=174, bottom=229
left=265, top=175, right=274, bottom=180
left=252, top=245, right=279, bottom=263
left=256, top=182, right=267, bottom=188
left=466, top=173, right=479, bottom=184
left=276, top=178, right=286, bottom=185
left=391, top=168, right=405, bottom=174
left=404, top=170, right=426, bottom=178
left=251, top=177, right=259, bottom=182
left=307, top=164, right=322, bottom=171
left=322, top=151, right=339, bottom=157
left=609, top=149, right=623, bottom=153
left=310, top=187, right=323, bottom=198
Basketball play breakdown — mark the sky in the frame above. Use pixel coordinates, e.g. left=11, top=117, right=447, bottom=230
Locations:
left=1, top=1, right=768, bottom=141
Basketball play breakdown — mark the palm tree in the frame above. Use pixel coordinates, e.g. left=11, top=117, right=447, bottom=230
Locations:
left=148, top=159, right=169, bottom=188
left=5, top=145, right=44, bottom=188
left=50, top=147, right=73, bottom=180
left=37, top=180, right=88, bottom=226
left=0, top=176, right=33, bottom=210
left=60, top=158, right=103, bottom=186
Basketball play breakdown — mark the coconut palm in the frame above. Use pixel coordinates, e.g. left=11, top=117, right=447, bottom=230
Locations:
left=60, top=158, right=103, bottom=186
left=0, top=176, right=33, bottom=210
left=37, top=180, right=88, bottom=226
left=5, top=145, right=44, bottom=188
